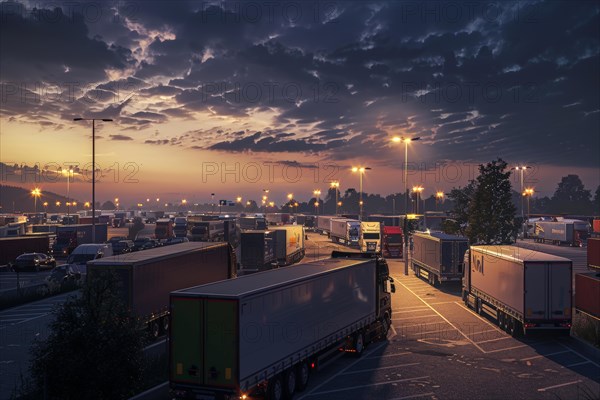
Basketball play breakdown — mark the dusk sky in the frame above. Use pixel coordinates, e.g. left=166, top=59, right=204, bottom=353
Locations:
left=1, top=0, right=599, bottom=206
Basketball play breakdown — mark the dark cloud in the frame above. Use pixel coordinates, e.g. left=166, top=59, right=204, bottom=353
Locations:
left=109, top=134, right=134, bottom=141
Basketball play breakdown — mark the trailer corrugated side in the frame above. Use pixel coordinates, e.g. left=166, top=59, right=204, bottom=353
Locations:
left=464, top=245, right=572, bottom=336
left=87, top=242, right=235, bottom=336
left=588, top=237, right=600, bottom=270
left=270, top=225, right=305, bottom=265
left=411, top=232, right=468, bottom=285
left=575, top=272, right=600, bottom=319
left=170, top=254, right=394, bottom=400
left=316, top=215, right=334, bottom=234
left=330, top=218, right=360, bottom=246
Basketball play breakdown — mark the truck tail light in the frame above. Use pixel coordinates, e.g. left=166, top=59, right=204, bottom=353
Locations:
left=559, top=322, right=571, bottom=328
left=524, top=322, right=537, bottom=329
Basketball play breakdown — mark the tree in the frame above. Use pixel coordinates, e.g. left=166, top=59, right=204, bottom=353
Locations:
left=29, top=271, right=145, bottom=399
left=446, top=181, right=476, bottom=237
left=594, top=185, right=600, bottom=214
left=466, top=159, right=517, bottom=244
left=550, top=175, right=592, bottom=214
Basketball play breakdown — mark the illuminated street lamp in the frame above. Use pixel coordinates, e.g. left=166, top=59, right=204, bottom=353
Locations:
left=330, top=181, right=340, bottom=215
left=435, top=191, right=444, bottom=210
left=392, top=136, right=420, bottom=275
left=287, top=193, right=293, bottom=213
left=62, top=167, right=74, bottom=218
left=31, top=188, right=41, bottom=213
left=73, top=117, right=114, bottom=243
left=43, top=201, right=48, bottom=213
left=56, top=201, right=61, bottom=207
left=523, top=188, right=535, bottom=230
left=84, top=201, right=90, bottom=209
left=511, top=165, right=530, bottom=238
left=412, top=186, right=424, bottom=214
left=351, top=167, right=371, bottom=220
left=313, top=189, right=321, bottom=216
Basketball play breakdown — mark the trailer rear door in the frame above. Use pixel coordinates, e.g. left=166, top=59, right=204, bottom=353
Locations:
left=549, top=263, right=572, bottom=319
left=170, top=297, right=204, bottom=384
left=204, top=299, right=238, bottom=388
left=525, top=263, right=548, bottom=319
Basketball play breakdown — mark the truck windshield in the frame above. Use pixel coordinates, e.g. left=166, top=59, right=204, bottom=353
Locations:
left=363, top=233, right=380, bottom=240
left=349, top=228, right=359, bottom=236
left=386, top=234, right=402, bottom=243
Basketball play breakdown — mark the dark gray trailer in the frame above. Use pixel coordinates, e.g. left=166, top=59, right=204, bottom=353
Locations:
left=169, top=252, right=395, bottom=400
left=411, top=231, right=469, bottom=286
left=87, top=242, right=235, bottom=337
left=239, top=230, right=276, bottom=272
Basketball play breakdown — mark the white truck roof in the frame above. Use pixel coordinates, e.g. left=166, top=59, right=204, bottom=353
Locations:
left=471, top=245, right=572, bottom=264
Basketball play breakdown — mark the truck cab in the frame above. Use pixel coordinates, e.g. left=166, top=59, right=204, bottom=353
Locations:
left=360, top=221, right=381, bottom=253
left=382, top=226, right=403, bottom=258
left=173, top=217, right=188, bottom=238
left=67, top=243, right=113, bottom=274
left=155, top=218, right=174, bottom=240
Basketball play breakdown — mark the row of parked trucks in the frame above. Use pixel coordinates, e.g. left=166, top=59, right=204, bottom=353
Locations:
left=526, top=218, right=590, bottom=247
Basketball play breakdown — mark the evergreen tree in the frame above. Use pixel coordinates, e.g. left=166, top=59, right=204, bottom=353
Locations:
left=29, top=271, right=145, bottom=399
left=550, top=175, right=592, bottom=214
left=446, top=181, right=476, bottom=237
left=466, top=159, right=517, bottom=244
left=594, top=185, right=600, bottom=214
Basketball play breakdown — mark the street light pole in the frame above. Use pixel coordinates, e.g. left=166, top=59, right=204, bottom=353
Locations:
left=512, top=166, right=530, bottom=239
left=392, top=136, right=420, bottom=276
left=74, top=118, right=113, bottom=243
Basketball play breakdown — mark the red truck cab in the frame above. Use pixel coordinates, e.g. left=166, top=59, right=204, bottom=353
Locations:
left=382, top=226, right=403, bottom=258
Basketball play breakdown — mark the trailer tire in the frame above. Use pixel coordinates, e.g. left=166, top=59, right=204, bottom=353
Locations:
left=267, top=374, right=284, bottom=400
left=381, top=314, right=391, bottom=339
left=283, top=368, right=296, bottom=399
left=295, top=361, right=310, bottom=392
left=476, top=298, right=482, bottom=315
left=353, top=331, right=365, bottom=357
left=162, top=316, right=169, bottom=333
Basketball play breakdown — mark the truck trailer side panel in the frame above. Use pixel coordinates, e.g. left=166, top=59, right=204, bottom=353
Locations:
left=588, top=238, right=600, bottom=270
left=575, top=272, right=600, bottom=319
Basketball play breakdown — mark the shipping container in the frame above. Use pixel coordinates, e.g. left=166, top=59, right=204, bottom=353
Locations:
left=87, top=242, right=235, bottom=337
left=463, top=245, right=572, bottom=336
left=169, top=252, right=394, bottom=400
left=270, top=225, right=305, bottom=265
left=412, top=232, right=468, bottom=285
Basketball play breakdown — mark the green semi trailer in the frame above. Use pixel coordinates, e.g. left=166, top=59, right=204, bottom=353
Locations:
left=169, top=251, right=395, bottom=400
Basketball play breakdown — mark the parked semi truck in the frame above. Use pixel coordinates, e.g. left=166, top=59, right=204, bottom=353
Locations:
left=367, top=214, right=404, bottom=227
left=173, top=217, right=188, bottom=237
left=270, top=225, right=305, bottom=266
left=382, top=226, right=403, bottom=258
left=315, top=215, right=334, bottom=235
left=51, top=224, right=108, bottom=256
left=169, top=251, right=395, bottom=400
left=359, top=221, right=381, bottom=253
left=330, top=218, right=360, bottom=247
left=238, top=216, right=267, bottom=231
left=412, top=232, right=468, bottom=285
left=530, top=219, right=589, bottom=247
left=155, top=218, right=174, bottom=240
left=463, top=246, right=572, bottom=336
left=189, top=220, right=225, bottom=242
left=87, top=242, right=235, bottom=337
left=239, top=230, right=276, bottom=272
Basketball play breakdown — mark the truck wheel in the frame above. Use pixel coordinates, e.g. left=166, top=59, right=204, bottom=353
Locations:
left=162, top=316, right=169, bottom=333
left=353, top=331, right=365, bottom=357
left=295, top=362, right=310, bottom=392
left=149, top=321, right=160, bottom=338
left=283, top=368, right=296, bottom=399
left=476, top=299, right=482, bottom=315
left=508, top=317, right=521, bottom=337
left=381, top=315, right=391, bottom=339
left=267, top=374, right=284, bottom=400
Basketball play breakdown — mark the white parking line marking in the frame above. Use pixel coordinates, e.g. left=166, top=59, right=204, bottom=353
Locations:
left=296, top=342, right=387, bottom=400
left=427, top=301, right=458, bottom=305
left=468, top=329, right=502, bottom=336
left=520, top=350, right=570, bottom=361
left=557, top=342, right=600, bottom=368
left=406, top=328, right=459, bottom=336
left=475, top=336, right=513, bottom=344
left=484, top=344, right=529, bottom=353
left=565, top=361, right=591, bottom=368
left=308, top=375, right=430, bottom=396
left=387, top=393, right=436, bottom=400
left=393, top=277, right=487, bottom=353
left=537, top=380, right=582, bottom=392
left=393, top=309, right=433, bottom=314
left=452, top=302, right=505, bottom=334
left=343, top=362, right=421, bottom=375
left=365, top=351, right=412, bottom=359
left=400, top=321, right=452, bottom=329
left=395, top=314, right=441, bottom=321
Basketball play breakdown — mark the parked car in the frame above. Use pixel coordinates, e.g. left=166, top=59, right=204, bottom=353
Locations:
left=46, top=264, right=81, bottom=284
left=163, top=237, right=190, bottom=246
left=112, top=240, right=134, bottom=255
left=107, top=236, right=128, bottom=245
left=12, top=253, right=56, bottom=272
left=133, top=237, right=152, bottom=251
left=140, top=239, right=161, bottom=250
left=66, top=244, right=114, bottom=274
